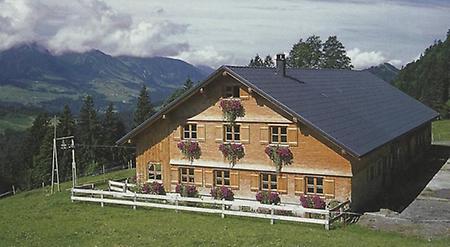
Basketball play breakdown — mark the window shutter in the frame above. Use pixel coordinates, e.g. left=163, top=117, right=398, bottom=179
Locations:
left=204, top=169, right=213, bottom=187
left=287, top=127, right=298, bottom=147
left=324, top=179, right=335, bottom=198
left=240, top=88, right=250, bottom=100
left=260, top=126, right=269, bottom=145
left=197, top=124, right=206, bottom=142
left=294, top=176, right=304, bottom=195
left=173, top=126, right=182, bottom=141
left=230, top=170, right=239, bottom=189
left=194, top=168, right=203, bottom=186
left=170, top=166, right=179, bottom=184
left=277, top=174, right=288, bottom=194
left=250, top=173, right=259, bottom=191
left=241, top=125, right=250, bottom=144
left=215, top=125, right=223, bottom=143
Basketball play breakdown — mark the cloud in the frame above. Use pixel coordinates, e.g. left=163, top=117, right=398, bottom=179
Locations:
left=177, top=46, right=233, bottom=68
left=347, top=48, right=401, bottom=69
left=0, top=0, right=189, bottom=57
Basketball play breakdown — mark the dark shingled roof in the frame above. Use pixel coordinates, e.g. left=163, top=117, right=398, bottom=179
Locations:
left=225, top=66, right=438, bottom=157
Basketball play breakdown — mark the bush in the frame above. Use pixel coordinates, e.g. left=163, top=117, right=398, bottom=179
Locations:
left=140, top=181, right=166, bottom=195
left=175, top=184, right=198, bottom=197
left=300, top=195, right=325, bottom=209
left=256, top=191, right=281, bottom=205
left=210, top=186, right=234, bottom=201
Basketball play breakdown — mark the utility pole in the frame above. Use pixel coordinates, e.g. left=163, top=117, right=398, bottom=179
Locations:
left=59, top=136, right=77, bottom=188
left=50, top=116, right=60, bottom=194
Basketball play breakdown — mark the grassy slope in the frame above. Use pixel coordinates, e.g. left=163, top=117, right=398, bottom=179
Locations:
left=0, top=169, right=447, bottom=247
left=432, top=120, right=450, bottom=142
left=0, top=113, right=35, bottom=133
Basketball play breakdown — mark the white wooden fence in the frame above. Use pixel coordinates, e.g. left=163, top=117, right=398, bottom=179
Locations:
left=72, top=181, right=350, bottom=230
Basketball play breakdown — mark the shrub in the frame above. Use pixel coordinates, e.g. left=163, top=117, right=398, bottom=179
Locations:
left=210, top=186, right=234, bottom=201
left=177, top=140, right=201, bottom=163
left=300, top=195, right=325, bottom=209
left=265, top=145, right=293, bottom=172
left=256, top=191, right=281, bottom=205
left=219, top=143, right=245, bottom=166
left=219, top=98, right=245, bottom=123
left=175, top=184, right=198, bottom=197
left=128, top=175, right=137, bottom=184
left=140, top=181, right=166, bottom=195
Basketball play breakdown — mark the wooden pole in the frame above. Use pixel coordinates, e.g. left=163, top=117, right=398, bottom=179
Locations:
left=221, top=198, right=225, bottom=219
left=12, top=185, right=15, bottom=195
left=270, top=203, right=274, bottom=225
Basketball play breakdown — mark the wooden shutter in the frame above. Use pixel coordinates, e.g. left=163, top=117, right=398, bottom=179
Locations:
left=194, top=168, right=203, bottom=186
left=324, top=179, right=335, bottom=198
left=250, top=173, right=259, bottom=191
left=230, top=170, right=239, bottom=190
left=277, top=174, right=288, bottom=194
left=197, top=124, right=206, bottom=142
left=260, top=126, right=269, bottom=145
left=204, top=169, right=214, bottom=187
left=287, top=127, right=298, bottom=147
left=170, top=166, right=179, bottom=184
left=240, top=87, right=250, bottom=100
left=240, top=125, right=250, bottom=144
left=215, top=125, right=223, bottom=143
left=173, top=126, right=182, bottom=141
left=294, top=176, right=304, bottom=195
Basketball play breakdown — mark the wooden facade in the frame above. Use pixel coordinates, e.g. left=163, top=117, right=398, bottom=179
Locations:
left=128, top=71, right=432, bottom=210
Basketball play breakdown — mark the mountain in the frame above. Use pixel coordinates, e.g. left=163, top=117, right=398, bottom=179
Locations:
left=393, top=31, right=450, bottom=117
left=364, top=63, right=399, bottom=83
left=0, top=43, right=209, bottom=112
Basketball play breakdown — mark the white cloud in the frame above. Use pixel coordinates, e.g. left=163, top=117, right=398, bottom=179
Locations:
left=0, top=0, right=189, bottom=57
left=177, top=46, right=232, bottom=68
left=347, top=48, right=401, bottom=69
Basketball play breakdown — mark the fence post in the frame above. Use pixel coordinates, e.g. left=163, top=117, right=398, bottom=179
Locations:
left=12, top=185, right=15, bottom=195
left=340, top=206, right=344, bottom=223
left=270, top=203, right=274, bottom=225
left=133, top=192, right=137, bottom=210
left=71, top=189, right=74, bottom=202
left=325, top=211, right=330, bottom=230
left=101, top=194, right=104, bottom=207
left=124, top=180, right=128, bottom=193
left=175, top=196, right=179, bottom=213
left=221, top=198, right=225, bottom=219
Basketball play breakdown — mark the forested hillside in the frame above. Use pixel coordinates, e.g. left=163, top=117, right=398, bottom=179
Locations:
left=394, top=30, right=450, bottom=118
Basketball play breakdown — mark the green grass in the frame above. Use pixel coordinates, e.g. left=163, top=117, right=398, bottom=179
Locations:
left=0, top=169, right=447, bottom=247
left=0, top=113, right=35, bottom=133
left=432, top=119, right=450, bottom=142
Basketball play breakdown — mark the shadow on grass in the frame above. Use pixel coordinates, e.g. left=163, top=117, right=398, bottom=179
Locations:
left=362, top=144, right=450, bottom=213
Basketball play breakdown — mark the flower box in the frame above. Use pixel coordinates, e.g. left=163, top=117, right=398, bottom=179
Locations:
left=219, top=143, right=245, bottom=166
left=219, top=98, right=245, bottom=124
left=177, top=140, right=201, bottom=163
left=256, top=191, right=281, bottom=205
left=175, top=184, right=198, bottom=197
left=264, top=145, right=293, bottom=172
left=210, top=186, right=234, bottom=201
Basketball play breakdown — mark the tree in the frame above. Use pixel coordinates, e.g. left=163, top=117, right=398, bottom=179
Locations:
left=57, top=105, right=75, bottom=181
left=31, top=128, right=53, bottom=186
left=183, top=78, right=194, bottom=91
left=77, top=95, right=100, bottom=174
left=163, top=78, right=195, bottom=106
left=134, top=85, right=154, bottom=127
left=288, top=35, right=323, bottom=68
left=263, top=55, right=274, bottom=68
left=322, top=36, right=353, bottom=69
left=249, top=54, right=264, bottom=67
left=99, top=103, right=127, bottom=167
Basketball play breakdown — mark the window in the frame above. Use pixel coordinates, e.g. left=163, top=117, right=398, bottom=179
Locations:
left=224, top=85, right=240, bottom=98
left=214, top=170, right=230, bottom=186
left=224, top=125, right=240, bottom=142
left=179, top=167, right=195, bottom=184
left=306, top=176, right=323, bottom=194
left=261, top=173, right=277, bottom=191
left=183, top=124, right=197, bottom=140
left=271, top=126, right=287, bottom=144
left=148, top=163, right=162, bottom=181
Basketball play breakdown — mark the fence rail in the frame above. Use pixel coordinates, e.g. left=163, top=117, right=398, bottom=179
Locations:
left=71, top=181, right=352, bottom=229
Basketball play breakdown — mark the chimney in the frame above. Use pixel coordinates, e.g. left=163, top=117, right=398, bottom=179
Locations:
left=276, top=53, right=286, bottom=76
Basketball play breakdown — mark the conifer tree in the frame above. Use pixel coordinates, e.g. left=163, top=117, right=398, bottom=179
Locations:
left=31, top=128, right=53, bottom=186
left=322, top=36, right=353, bottom=69
left=77, top=95, right=100, bottom=174
left=58, top=105, right=75, bottom=180
left=134, top=85, right=154, bottom=127
left=249, top=54, right=264, bottom=67
left=263, top=55, right=275, bottom=68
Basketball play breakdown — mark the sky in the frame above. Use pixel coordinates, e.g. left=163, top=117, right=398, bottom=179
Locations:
left=0, top=0, right=449, bottom=69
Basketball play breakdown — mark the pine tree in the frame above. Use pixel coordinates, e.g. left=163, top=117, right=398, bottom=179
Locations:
left=263, top=55, right=274, bottom=68
left=288, top=35, right=323, bottom=68
left=58, top=105, right=75, bottom=181
left=183, top=78, right=194, bottom=90
left=134, top=85, right=154, bottom=127
left=77, top=95, right=100, bottom=174
left=322, top=36, right=353, bottom=69
left=31, top=128, right=53, bottom=187
left=249, top=54, right=264, bottom=67
left=99, top=103, right=126, bottom=167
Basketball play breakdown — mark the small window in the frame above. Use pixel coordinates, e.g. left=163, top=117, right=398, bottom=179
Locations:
left=270, top=126, right=287, bottom=144
left=260, top=173, right=277, bottom=191
left=183, top=124, right=197, bottom=140
left=306, top=176, right=323, bottom=195
left=224, top=86, right=240, bottom=98
left=214, top=170, right=230, bottom=186
left=148, top=163, right=162, bottom=181
left=179, top=167, right=195, bottom=184
left=224, top=125, right=240, bottom=142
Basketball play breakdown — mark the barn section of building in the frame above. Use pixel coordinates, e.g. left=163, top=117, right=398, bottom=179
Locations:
left=118, top=55, right=438, bottom=211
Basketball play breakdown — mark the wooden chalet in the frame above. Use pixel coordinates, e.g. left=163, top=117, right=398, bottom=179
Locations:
left=117, top=54, right=438, bottom=210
